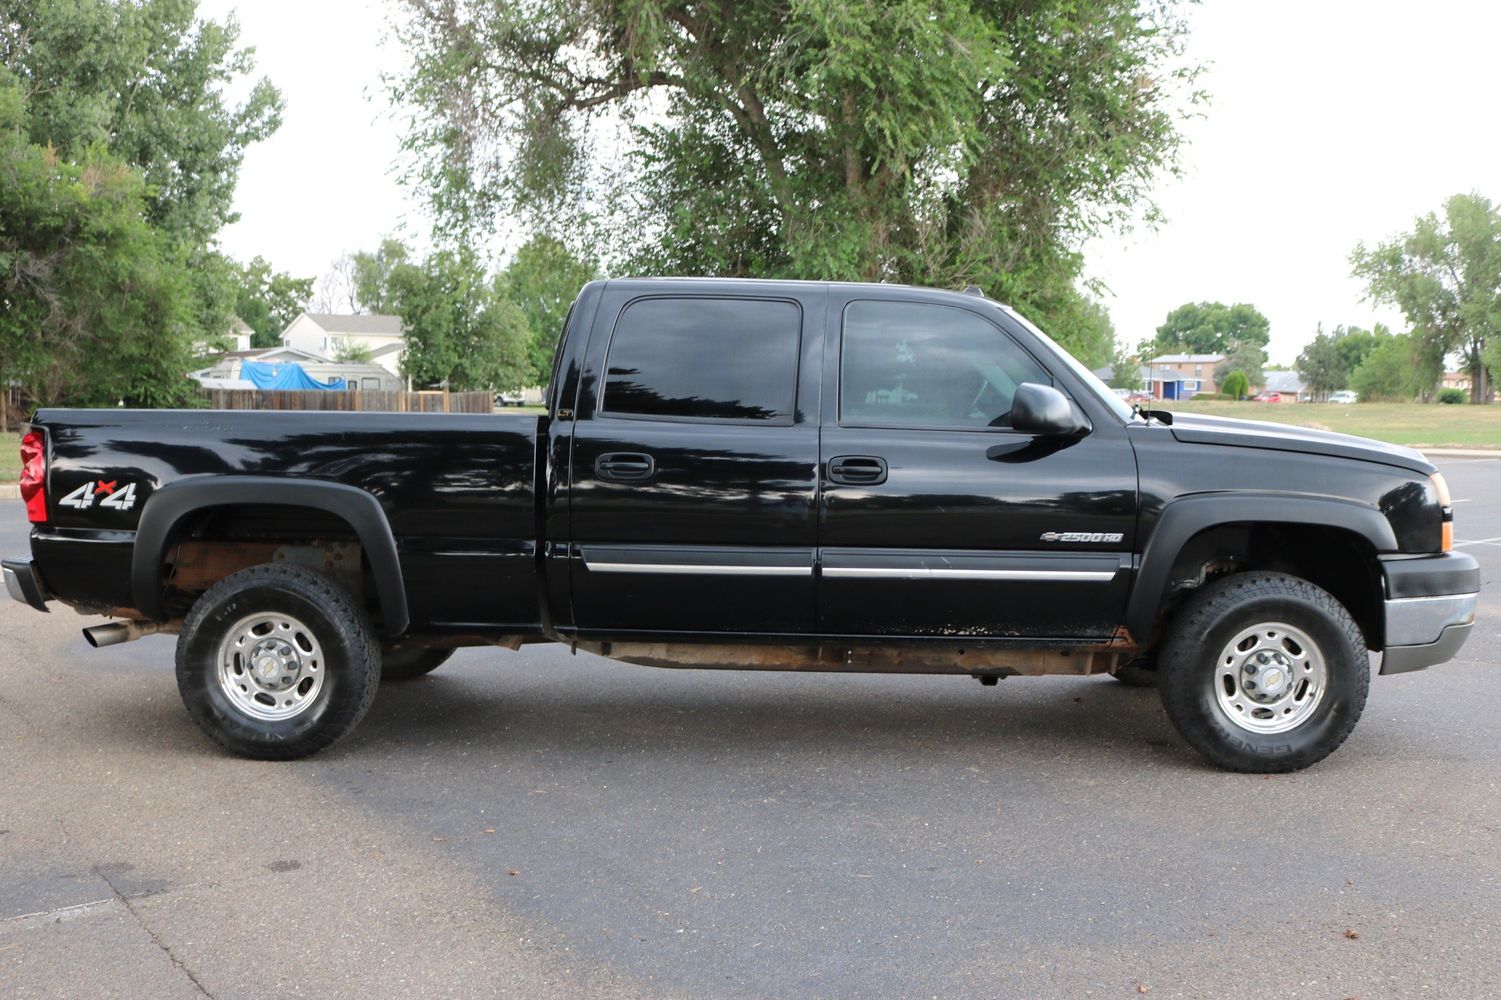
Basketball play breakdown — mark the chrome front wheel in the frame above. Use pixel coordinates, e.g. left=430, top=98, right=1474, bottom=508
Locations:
left=1213, top=621, right=1327, bottom=735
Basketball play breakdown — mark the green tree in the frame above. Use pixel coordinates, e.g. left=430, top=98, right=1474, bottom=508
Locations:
left=1155, top=301, right=1271, bottom=358
left=1214, top=340, right=1266, bottom=390
left=2, top=0, right=283, bottom=244
left=332, top=341, right=375, bottom=363
left=352, top=239, right=412, bottom=313
left=232, top=256, right=315, bottom=348
left=1296, top=324, right=1345, bottom=400
left=495, top=235, right=599, bottom=384
left=1350, top=334, right=1425, bottom=401
left=0, top=0, right=284, bottom=405
left=1353, top=192, right=1501, bottom=404
left=1220, top=370, right=1249, bottom=401
left=387, top=0, right=1202, bottom=363
left=0, top=72, right=200, bottom=409
left=1331, top=324, right=1388, bottom=381
left=1105, top=345, right=1142, bottom=391
left=388, top=250, right=532, bottom=391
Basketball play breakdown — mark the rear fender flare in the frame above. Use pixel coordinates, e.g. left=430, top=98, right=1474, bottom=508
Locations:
left=131, top=477, right=409, bottom=635
left=1127, top=493, right=1396, bottom=642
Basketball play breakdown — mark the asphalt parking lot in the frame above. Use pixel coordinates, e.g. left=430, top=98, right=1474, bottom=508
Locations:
left=2, top=457, right=1498, bottom=999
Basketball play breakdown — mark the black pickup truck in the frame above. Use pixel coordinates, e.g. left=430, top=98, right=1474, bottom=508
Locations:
left=3, top=279, right=1479, bottom=770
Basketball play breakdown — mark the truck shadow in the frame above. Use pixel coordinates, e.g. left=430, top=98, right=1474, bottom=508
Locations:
left=348, top=661, right=1184, bottom=765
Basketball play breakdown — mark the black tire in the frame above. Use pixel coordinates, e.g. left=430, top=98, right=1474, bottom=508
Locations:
left=175, top=564, right=380, bottom=760
left=1111, top=658, right=1159, bottom=688
left=1158, top=572, right=1369, bottom=773
left=381, top=646, right=454, bottom=682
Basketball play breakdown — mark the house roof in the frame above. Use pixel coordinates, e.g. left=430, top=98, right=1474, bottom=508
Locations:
left=1147, top=353, right=1226, bottom=365
left=368, top=341, right=406, bottom=358
left=302, top=313, right=403, bottom=337
left=215, top=346, right=328, bottom=362
left=1263, top=370, right=1306, bottom=393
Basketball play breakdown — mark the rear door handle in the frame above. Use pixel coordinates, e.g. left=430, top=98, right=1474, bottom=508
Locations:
left=827, top=455, right=887, bottom=486
left=595, top=452, right=656, bottom=482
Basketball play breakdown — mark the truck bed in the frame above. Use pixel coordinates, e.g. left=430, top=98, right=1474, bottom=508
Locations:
left=30, top=408, right=544, bottom=634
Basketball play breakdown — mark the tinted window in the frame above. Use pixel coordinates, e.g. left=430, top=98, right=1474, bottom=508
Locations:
left=841, top=301, right=1050, bottom=428
left=603, top=297, right=801, bottom=422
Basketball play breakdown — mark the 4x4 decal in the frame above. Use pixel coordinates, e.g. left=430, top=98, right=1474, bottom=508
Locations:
left=59, top=480, right=138, bottom=511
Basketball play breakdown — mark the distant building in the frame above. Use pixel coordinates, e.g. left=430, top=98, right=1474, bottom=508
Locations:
left=1441, top=371, right=1472, bottom=392
left=1144, top=353, right=1226, bottom=400
left=280, top=313, right=406, bottom=377
left=193, top=316, right=255, bottom=357
left=1261, top=370, right=1310, bottom=401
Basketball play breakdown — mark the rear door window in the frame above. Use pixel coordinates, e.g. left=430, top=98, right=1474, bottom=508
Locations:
left=602, top=297, right=801, bottom=423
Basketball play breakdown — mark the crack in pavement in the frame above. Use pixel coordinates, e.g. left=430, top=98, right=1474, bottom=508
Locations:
left=95, top=865, right=215, bottom=999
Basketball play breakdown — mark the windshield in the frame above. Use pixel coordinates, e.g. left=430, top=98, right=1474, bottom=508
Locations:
left=997, top=304, right=1136, bottom=422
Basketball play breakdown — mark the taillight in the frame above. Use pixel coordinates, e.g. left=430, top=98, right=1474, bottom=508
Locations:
left=19, top=429, right=46, bottom=523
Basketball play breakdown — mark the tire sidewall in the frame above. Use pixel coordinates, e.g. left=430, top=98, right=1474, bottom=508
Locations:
left=1163, top=582, right=1367, bottom=770
left=177, top=573, right=373, bottom=755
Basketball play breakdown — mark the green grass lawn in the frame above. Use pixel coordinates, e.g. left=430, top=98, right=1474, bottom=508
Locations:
left=0, top=432, right=18, bottom=481
left=1161, top=400, right=1501, bottom=449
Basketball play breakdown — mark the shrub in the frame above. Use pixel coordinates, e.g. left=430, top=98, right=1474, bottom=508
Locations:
left=1219, top=370, right=1250, bottom=400
left=1437, top=387, right=1467, bottom=404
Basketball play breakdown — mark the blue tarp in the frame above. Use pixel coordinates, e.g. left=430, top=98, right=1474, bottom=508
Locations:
left=239, top=361, right=346, bottom=391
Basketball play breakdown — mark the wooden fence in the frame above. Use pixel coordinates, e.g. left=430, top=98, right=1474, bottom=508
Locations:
left=196, top=389, right=495, bottom=413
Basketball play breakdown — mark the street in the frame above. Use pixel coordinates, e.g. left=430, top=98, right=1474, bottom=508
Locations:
left=2, top=457, right=1498, bottom=999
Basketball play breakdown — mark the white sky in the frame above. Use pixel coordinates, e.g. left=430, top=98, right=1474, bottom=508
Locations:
left=207, top=1, right=1501, bottom=365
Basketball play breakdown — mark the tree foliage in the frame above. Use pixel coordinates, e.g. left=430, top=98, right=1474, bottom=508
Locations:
left=0, top=72, right=200, bottom=407
left=1350, top=332, right=1428, bottom=402
left=1, top=0, right=283, bottom=244
left=388, top=249, right=532, bottom=390
left=387, top=0, right=1202, bottom=361
left=1353, top=192, right=1501, bottom=404
left=1296, top=324, right=1344, bottom=399
left=1105, top=344, right=1141, bottom=391
left=0, top=0, right=284, bottom=407
left=351, top=239, right=412, bottom=314
left=1296, top=323, right=1395, bottom=400
left=1154, top=301, right=1270, bottom=355
left=1220, top=370, right=1248, bottom=401
left=495, top=234, right=600, bottom=384
left=232, top=256, right=314, bottom=348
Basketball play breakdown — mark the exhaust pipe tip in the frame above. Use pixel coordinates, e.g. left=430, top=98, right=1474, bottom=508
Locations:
left=83, top=623, right=133, bottom=648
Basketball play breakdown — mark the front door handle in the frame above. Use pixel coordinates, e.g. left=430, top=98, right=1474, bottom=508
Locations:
left=595, top=452, right=656, bottom=482
left=827, top=455, right=887, bottom=486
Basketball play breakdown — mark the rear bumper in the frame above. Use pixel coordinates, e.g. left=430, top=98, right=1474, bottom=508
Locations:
left=3, top=559, right=50, bottom=613
left=1379, top=552, right=1479, bottom=674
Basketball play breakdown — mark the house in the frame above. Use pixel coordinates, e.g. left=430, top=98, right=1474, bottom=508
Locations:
left=1441, top=371, right=1472, bottom=392
left=1144, top=353, right=1226, bottom=400
left=281, top=313, right=406, bottom=377
left=192, top=317, right=255, bottom=357
left=1261, top=370, right=1310, bottom=401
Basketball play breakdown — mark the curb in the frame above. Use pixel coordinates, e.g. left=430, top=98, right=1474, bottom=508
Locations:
left=1422, top=449, right=1501, bottom=459
left=0, top=484, right=17, bottom=499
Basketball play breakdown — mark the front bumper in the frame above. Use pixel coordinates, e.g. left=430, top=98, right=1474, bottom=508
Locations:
left=3, top=559, right=50, bottom=613
left=1380, top=552, right=1479, bottom=674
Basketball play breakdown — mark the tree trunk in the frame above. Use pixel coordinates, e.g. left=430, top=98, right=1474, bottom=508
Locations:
left=1469, top=344, right=1489, bottom=403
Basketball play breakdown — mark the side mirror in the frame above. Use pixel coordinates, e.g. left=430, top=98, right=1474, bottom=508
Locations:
left=1011, top=382, right=1091, bottom=437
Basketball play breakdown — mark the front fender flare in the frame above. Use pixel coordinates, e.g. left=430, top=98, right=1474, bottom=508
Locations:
left=131, top=476, right=410, bottom=635
left=1126, top=493, right=1396, bottom=642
